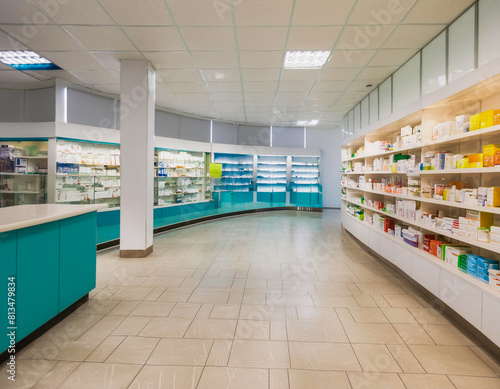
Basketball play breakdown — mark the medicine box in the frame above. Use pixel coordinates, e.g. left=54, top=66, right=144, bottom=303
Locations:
left=444, top=246, right=473, bottom=267
left=487, top=187, right=500, bottom=207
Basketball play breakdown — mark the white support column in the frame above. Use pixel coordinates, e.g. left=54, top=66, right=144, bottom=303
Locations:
left=119, top=60, right=155, bottom=258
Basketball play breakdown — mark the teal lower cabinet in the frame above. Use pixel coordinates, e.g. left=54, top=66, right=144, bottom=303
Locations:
left=59, top=213, right=97, bottom=312
left=17, top=222, right=60, bottom=342
left=0, top=210, right=99, bottom=354
left=0, top=231, right=17, bottom=353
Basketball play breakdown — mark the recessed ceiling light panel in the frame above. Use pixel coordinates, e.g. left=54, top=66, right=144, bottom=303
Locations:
left=0, top=51, right=60, bottom=71
left=296, top=120, right=319, bottom=126
left=284, top=51, right=330, bottom=69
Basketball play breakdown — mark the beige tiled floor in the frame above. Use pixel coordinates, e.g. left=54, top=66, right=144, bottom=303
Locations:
left=9, top=210, right=500, bottom=388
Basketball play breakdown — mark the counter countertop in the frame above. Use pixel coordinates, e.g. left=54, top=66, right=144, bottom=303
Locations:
left=0, top=204, right=108, bottom=233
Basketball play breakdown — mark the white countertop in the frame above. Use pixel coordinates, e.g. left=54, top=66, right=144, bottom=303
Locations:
left=0, top=204, right=108, bottom=233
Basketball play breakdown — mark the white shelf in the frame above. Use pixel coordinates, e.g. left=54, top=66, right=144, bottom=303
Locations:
left=343, top=198, right=500, bottom=253
left=341, top=124, right=500, bottom=163
left=343, top=212, right=500, bottom=299
left=0, top=172, right=46, bottom=176
left=0, top=190, right=42, bottom=194
left=419, top=167, right=500, bottom=175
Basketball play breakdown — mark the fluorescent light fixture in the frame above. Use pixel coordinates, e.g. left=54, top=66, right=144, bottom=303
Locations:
left=297, top=120, right=319, bottom=126
left=284, top=51, right=330, bottom=69
left=0, top=50, right=60, bottom=71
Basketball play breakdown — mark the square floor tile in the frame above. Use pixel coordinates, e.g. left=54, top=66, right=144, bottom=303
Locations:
left=348, top=307, right=389, bottom=323
left=286, top=320, right=348, bottom=342
left=235, top=320, right=270, bottom=340
left=228, top=340, right=290, bottom=368
left=129, top=301, right=175, bottom=317
left=348, top=372, right=405, bottom=389
left=289, top=370, right=351, bottom=389
left=129, top=366, right=203, bottom=389
left=197, top=367, right=268, bottom=389
left=139, top=317, right=192, bottom=338
left=422, top=324, right=475, bottom=346
left=448, top=375, right=500, bottom=389
left=184, top=319, right=237, bottom=339
left=147, top=338, right=213, bottom=366
left=392, top=324, right=435, bottom=345
left=59, top=362, right=142, bottom=389
left=289, top=342, right=361, bottom=371
left=352, top=344, right=402, bottom=372
left=344, top=323, right=404, bottom=344
left=383, top=294, right=422, bottom=308
left=400, top=374, right=455, bottom=389
left=106, top=336, right=159, bottom=364
left=409, top=345, right=497, bottom=376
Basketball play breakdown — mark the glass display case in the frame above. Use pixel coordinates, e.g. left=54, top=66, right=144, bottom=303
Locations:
left=55, top=139, right=121, bottom=207
left=0, top=140, right=48, bottom=207
left=290, top=155, right=321, bottom=206
left=155, top=148, right=210, bottom=206
left=213, top=153, right=254, bottom=204
left=256, top=155, right=287, bottom=203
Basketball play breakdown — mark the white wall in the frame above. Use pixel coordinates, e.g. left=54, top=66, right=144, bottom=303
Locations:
left=0, top=87, right=55, bottom=122
left=307, top=127, right=342, bottom=208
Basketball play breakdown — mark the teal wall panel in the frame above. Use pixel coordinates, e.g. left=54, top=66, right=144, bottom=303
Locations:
left=17, top=222, right=59, bottom=341
left=59, top=212, right=97, bottom=312
left=0, top=231, right=17, bottom=352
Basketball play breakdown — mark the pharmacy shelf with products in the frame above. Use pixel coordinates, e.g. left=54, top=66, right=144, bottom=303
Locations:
left=0, top=140, right=48, bottom=207
left=290, top=155, right=321, bottom=206
left=154, top=148, right=210, bottom=206
left=55, top=139, right=121, bottom=207
left=213, top=152, right=254, bottom=201
left=256, top=155, right=287, bottom=203
left=341, top=82, right=500, bottom=348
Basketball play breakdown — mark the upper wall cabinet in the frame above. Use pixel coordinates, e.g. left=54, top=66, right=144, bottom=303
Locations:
left=393, top=53, right=421, bottom=112
left=422, top=31, right=447, bottom=95
left=478, top=0, right=500, bottom=67
left=449, top=5, right=476, bottom=83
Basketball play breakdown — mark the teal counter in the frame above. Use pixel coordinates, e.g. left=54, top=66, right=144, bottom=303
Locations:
left=0, top=204, right=105, bottom=354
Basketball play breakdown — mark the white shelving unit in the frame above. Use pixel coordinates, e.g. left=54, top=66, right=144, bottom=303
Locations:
left=341, top=74, right=500, bottom=348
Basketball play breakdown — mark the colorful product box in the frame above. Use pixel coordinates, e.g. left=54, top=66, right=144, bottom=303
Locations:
left=480, top=109, right=495, bottom=129
left=487, top=187, right=500, bottom=207
left=429, top=240, right=444, bottom=258
left=423, top=234, right=436, bottom=252
left=444, top=246, right=473, bottom=267
left=469, top=114, right=481, bottom=131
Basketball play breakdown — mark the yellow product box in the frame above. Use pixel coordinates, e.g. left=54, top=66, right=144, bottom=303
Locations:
left=458, top=157, right=469, bottom=168
left=487, top=187, right=500, bottom=207
left=470, top=113, right=481, bottom=131
left=480, top=109, right=495, bottom=129
left=467, top=153, right=483, bottom=168
left=466, top=210, right=494, bottom=227
left=495, top=109, right=500, bottom=126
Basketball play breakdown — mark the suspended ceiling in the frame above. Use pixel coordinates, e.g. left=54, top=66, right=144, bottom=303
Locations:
left=0, top=0, right=476, bottom=127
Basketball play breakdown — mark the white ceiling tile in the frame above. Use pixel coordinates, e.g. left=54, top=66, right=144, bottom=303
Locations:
left=70, top=70, right=119, bottom=84
left=403, top=0, right=476, bottom=24
left=308, top=91, right=343, bottom=101
left=91, top=51, right=144, bottom=71
left=337, top=25, right=395, bottom=50
left=200, top=69, right=241, bottom=82
left=181, top=27, right=235, bottom=51
left=348, top=0, right=417, bottom=25
left=245, top=106, right=273, bottom=113
left=143, top=52, right=195, bottom=69
left=237, top=27, right=287, bottom=50
left=369, top=48, right=417, bottom=66
left=2, top=25, right=81, bottom=51
left=34, top=70, right=86, bottom=84
left=0, top=70, right=39, bottom=83
left=216, top=101, right=245, bottom=108
left=287, top=27, right=342, bottom=50
left=39, top=51, right=105, bottom=71
left=123, top=27, right=185, bottom=51
left=191, top=51, right=239, bottom=68
left=313, top=80, right=351, bottom=92
left=235, top=0, right=293, bottom=26
left=177, top=93, right=212, bottom=101
left=159, top=69, right=202, bottom=82
left=243, top=81, right=277, bottom=92
left=207, top=81, right=242, bottom=93
left=320, top=67, right=362, bottom=81
left=241, top=68, right=281, bottom=81
left=330, top=104, right=353, bottom=112
left=0, top=1, right=50, bottom=24
left=0, top=30, right=28, bottom=51
left=328, top=50, right=376, bottom=68
left=357, top=66, right=398, bottom=80
left=239, top=51, right=284, bottom=68
left=168, top=82, right=209, bottom=93
left=295, top=112, right=322, bottom=121
left=300, top=106, right=330, bottom=113
left=293, top=0, right=356, bottom=25
left=275, top=91, right=308, bottom=101
left=278, top=81, right=315, bottom=92
left=212, top=92, right=243, bottom=101
left=167, top=0, right=232, bottom=26
left=347, top=80, right=378, bottom=92
left=281, top=69, right=321, bottom=81
left=99, top=0, right=172, bottom=25
left=244, top=93, right=275, bottom=103
left=384, top=25, right=446, bottom=49
left=337, top=91, right=368, bottom=104
left=64, top=26, right=134, bottom=50
left=155, top=82, right=175, bottom=95
left=50, top=1, right=113, bottom=25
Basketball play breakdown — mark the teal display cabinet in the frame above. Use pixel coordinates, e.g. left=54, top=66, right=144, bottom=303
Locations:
left=0, top=205, right=101, bottom=355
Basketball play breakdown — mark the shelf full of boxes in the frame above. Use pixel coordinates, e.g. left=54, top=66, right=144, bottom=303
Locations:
left=213, top=153, right=254, bottom=193
left=55, top=139, right=121, bottom=207
left=155, top=148, right=210, bottom=206
left=341, top=84, right=500, bottom=347
left=0, top=140, right=48, bottom=207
